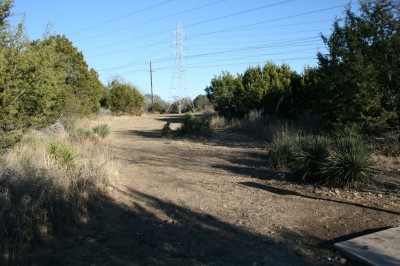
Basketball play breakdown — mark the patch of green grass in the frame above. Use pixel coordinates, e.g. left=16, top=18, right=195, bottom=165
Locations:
left=75, top=124, right=111, bottom=140
left=92, top=124, right=111, bottom=138
left=47, top=141, right=78, bottom=167
left=76, top=128, right=95, bottom=139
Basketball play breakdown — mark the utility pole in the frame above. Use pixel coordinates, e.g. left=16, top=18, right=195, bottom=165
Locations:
left=149, top=61, right=154, bottom=113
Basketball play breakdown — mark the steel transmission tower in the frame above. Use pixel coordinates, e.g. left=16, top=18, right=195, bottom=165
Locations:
left=169, top=21, right=193, bottom=113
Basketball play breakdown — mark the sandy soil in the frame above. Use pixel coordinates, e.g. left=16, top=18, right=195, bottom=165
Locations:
left=33, top=114, right=400, bottom=266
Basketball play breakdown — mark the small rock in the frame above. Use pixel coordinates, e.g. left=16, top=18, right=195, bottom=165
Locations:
left=340, top=258, right=347, bottom=264
left=377, top=193, right=383, bottom=198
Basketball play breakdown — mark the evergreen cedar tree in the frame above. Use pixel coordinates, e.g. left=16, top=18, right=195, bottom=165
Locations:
left=206, top=0, right=399, bottom=137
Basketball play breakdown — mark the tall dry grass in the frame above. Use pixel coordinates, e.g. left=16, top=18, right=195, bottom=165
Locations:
left=211, top=110, right=321, bottom=140
left=0, top=122, right=115, bottom=265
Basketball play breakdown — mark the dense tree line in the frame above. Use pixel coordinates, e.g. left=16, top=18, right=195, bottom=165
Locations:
left=206, top=0, right=399, bottom=142
left=205, top=63, right=298, bottom=118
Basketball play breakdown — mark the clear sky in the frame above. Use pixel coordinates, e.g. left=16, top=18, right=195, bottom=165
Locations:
left=11, top=0, right=352, bottom=101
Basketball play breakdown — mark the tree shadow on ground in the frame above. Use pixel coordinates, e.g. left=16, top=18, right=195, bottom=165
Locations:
left=155, top=113, right=212, bottom=124
left=155, top=114, right=189, bottom=124
left=240, top=181, right=400, bottom=215
left=123, top=129, right=162, bottom=138
left=33, top=187, right=320, bottom=266
left=211, top=149, right=294, bottom=182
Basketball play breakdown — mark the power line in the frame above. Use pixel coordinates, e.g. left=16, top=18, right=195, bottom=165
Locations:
left=114, top=56, right=318, bottom=76
left=83, top=4, right=342, bottom=54
left=203, top=20, right=333, bottom=34
left=86, top=39, right=171, bottom=58
left=96, top=38, right=322, bottom=73
left=86, top=23, right=331, bottom=58
left=81, top=0, right=294, bottom=52
left=187, top=29, right=328, bottom=42
left=67, top=0, right=174, bottom=35
left=183, top=0, right=294, bottom=29
left=76, top=0, right=227, bottom=42
left=187, top=5, right=346, bottom=40
left=86, top=3, right=347, bottom=80
left=86, top=27, right=326, bottom=59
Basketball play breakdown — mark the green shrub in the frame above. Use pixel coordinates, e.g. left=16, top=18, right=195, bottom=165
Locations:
left=321, top=127, right=377, bottom=188
left=92, top=124, right=111, bottom=138
left=76, top=128, right=95, bottom=139
left=47, top=141, right=78, bottom=167
left=290, top=136, right=330, bottom=182
left=0, top=131, right=23, bottom=152
left=109, top=81, right=144, bottom=115
left=268, top=134, right=297, bottom=170
left=177, top=113, right=213, bottom=137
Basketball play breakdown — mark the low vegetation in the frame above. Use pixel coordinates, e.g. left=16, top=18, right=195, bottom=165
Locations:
left=268, top=127, right=377, bottom=188
left=211, top=110, right=320, bottom=140
left=92, top=124, right=111, bottom=138
left=321, top=128, right=377, bottom=188
left=0, top=123, right=115, bottom=265
left=290, top=136, right=331, bottom=182
left=177, top=113, right=213, bottom=137
left=267, top=134, right=298, bottom=170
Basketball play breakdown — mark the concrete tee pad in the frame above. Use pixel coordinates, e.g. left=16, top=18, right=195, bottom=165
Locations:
left=334, top=227, right=400, bottom=265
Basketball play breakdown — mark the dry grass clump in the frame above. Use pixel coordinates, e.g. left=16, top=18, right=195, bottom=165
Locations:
left=372, top=155, right=400, bottom=171
left=0, top=125, right=115, bottom=265
left=211, top=110, right=312, bottom=140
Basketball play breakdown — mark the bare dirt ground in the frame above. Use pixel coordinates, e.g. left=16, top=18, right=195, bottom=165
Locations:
left=33, top=114, right=400, bottom=265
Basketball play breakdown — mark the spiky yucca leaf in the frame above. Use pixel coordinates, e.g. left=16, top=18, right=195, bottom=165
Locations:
left=290, top=136, right=330, bottom=182
left=47, top=141, right=78, bottom=167
left=322, top=128, right=377, bottom=188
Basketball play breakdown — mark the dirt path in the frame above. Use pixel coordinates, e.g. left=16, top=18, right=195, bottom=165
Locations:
left=34, top=114, right=400, bottom=265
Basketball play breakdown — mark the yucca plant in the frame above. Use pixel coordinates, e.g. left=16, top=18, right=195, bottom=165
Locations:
left=290, top=136, right=330, bottom=182
left=92, top=124, right=111, bottom=138
left=47, top=141, right=78, bottom=167
left=268, top=134, right=297, bottom=170
left=321, top=127, right=377, bottom=188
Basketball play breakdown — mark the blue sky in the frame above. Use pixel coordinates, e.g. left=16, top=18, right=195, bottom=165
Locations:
left=11, top=0, right=351, bottom=101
